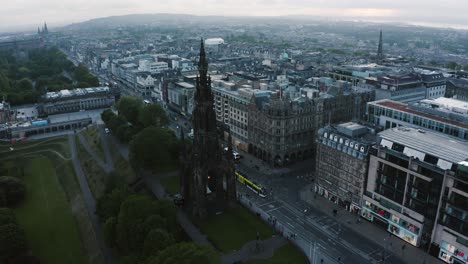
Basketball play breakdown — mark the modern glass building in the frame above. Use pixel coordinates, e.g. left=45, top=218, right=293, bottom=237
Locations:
left=367, top=98, right=468, bottom=140
left=362, top=127, right=468, bottom=258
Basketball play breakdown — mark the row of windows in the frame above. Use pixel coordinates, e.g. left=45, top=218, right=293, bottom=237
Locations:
left=369, top=105, right=467, bottom=140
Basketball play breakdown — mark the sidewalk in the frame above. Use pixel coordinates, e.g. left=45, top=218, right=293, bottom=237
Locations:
left=300, top=185, right=442, bottom=264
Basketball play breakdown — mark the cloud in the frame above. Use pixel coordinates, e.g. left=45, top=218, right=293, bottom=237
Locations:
left=1, top=0, right=467, bottom=31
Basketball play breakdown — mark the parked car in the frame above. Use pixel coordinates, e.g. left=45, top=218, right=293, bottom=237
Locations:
left=104, top=128, right=110, bottom=134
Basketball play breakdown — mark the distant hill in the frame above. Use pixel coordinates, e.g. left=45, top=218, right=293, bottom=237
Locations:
left=63, top=13, right=283, bottom=30
left=62, top=13, right=467, bottom=35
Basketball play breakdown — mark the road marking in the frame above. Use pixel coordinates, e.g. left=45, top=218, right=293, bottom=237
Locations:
left=266, top=206, right=282, bottom=212
left=258, top=200, right=275, bottom=207
left=287, top=222, right=295, bottom=228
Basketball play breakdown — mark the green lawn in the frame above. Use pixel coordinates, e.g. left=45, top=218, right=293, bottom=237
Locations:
left=160, top=175, right=180, bottom=195
left=245, top=243, right=308, bottom=264
left=196, top=206, right=274, bottom=253
left=15, top=156, right=87, bottom=264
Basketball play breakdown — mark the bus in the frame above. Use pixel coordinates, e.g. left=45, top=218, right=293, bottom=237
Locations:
left=235, top=170, right=267, bottom=198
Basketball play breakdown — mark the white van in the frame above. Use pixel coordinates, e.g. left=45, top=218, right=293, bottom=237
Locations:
left=233, top=151, right=241, bottom=162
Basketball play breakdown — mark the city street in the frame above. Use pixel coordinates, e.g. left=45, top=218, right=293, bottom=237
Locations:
left=236, top=154, right=407, bottom=264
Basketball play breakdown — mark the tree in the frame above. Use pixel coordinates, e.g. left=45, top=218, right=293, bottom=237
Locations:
left=74, top=64, right=99, bottom=87
left=464, top=65, right=468, bottom=71
left=447, top=61, right=459, bottom=70
left=139, top=104, right=169, bottom=128
left=74, top=64, right=90, bottom=80
left=16, top=78, right=33, bottom=91
left=146, top=242, right=220, bottom=264
left=116, top=195, right=161, bottom=253
left=143, top=215, right=167, bottom=234
left=143, top=229, right=175, bottom=257
left=96, top=183, right=131, bottom=221
left=77, top=82, right=91, bottom=88
left=117, top=96, right=142, bottom=125
left=0, top=176, right=26, bottom=207
left=108, top=114, right=127, bottom=132
left=0, top=72, right=10, bottom=91
left=0, top=223, right=28, bottom=261
left=101, top=109, right=117, bottom=124
left=116, top=125, right=135, bottom=143
left=128, top=127, right=179, bottom=173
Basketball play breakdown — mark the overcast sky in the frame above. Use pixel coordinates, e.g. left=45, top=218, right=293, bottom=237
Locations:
left=2, top=0, right=468, bottom=32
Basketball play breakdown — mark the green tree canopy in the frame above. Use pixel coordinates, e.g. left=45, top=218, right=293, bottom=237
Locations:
left=128, top=127, right=179, bottom=172
left=0, top=176, right=26, bottom=207
left=143, top=229, right=175, bottom=257
left=139, top=104, right=169, bottom=128
left=0, top=72, right=10, bottom=91
left=17, top=78, right=33, bottom=90
left=146, top=242, right=220, bottom=264
left=447, top=61, right=459, bottom=70
left=117, top=96, right=142, bottom=125
left=101, top=109, right=117, bottom=124
left=116, top=195, right=172, bottom=253
left=113, top=195, right=177, bottom=254
left=96, top=186, right=130, bottom=221
left=74, top=64, right=99, bottom=87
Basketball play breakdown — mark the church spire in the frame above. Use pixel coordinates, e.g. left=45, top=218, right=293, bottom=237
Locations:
left=198, top=38, right=206, bottom=69
left=195, top=38, right=211, bottom=103
left=376, top=30, right=383, bottom=64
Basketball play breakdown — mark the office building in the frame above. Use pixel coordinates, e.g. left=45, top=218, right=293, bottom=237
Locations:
left=315, top=122, right=377, bottom=212
left=362, top=127, right=468, bottom=252
left=367, top=98, right=468, bottom=140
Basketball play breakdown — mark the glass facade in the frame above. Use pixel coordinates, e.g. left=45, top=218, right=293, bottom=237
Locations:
left=362, top=200, right=420, bottom=246
left=367, top=103, right=468, bottom=140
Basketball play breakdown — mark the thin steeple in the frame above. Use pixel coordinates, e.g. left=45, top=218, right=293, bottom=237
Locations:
left=376, top=30, right=383, bottom=64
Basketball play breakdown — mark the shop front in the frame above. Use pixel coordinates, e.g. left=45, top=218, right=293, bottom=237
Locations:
left=439, top=241, right=468, bottom=264
left=316, top=185, right=359, bottom=214
left=362, top=200, right=421, bottom=247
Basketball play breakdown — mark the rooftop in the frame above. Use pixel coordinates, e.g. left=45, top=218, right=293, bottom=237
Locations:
left=373, top=99, right=468, bottom=129
left=418, top=97, right=468, bottom=114
left=44, top=87, right=111, bottom=100
left=175, top=82, right=195, bottom=89
left=378, top=127, right=468, bottom=166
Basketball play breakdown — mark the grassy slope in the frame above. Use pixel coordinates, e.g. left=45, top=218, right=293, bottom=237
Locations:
left=245, top=243, right=308, bottom=264
left=81, top=126, right=106, bottom=162
left=75, top=135, right=107, bottom=198
left=196, top=207, right=274, bottom=253
left=15, top=156, right=87, bottom=264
